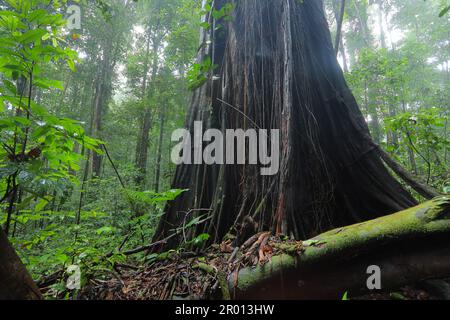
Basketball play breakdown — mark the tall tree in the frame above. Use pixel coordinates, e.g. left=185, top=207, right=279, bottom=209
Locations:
left=83, top=0, right=134, bottom=177
left=333, top=0, right=347, bottom=58
left=153, top=0, right=421, bottom=250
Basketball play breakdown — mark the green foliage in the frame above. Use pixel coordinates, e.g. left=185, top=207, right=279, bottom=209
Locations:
left=345, top=28, right=449, bottom=192
left=211, top=2, right=235, bottom=22
left=9, top=185, right=187, bottom=298
left=0, top=0, right=102, bottom=208
left=443, top=185, right=450, bottom=194
left=191, top=233, right=210, bottom=248
left=145, top=228, right=211, bottom=265
left=386, top=108, right=448, bottom=156
left=125, top=188, right=188, bottom=207
left=439, top=5, right=450, bottom=17
left=200, top=0, right=235, bottom=29
left=187, top=56, right=218, bottom=90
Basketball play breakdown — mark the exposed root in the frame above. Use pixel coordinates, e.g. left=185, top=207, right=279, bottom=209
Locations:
left=82, top=234, right=301, bottom=300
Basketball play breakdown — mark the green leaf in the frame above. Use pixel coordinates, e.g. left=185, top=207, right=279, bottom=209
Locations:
left=3, top=79, right=17, bottom=94
left=5, top=0, right=20, bottom=11
left=67, top=59, right=75, bottom=72
left=33, top=78, right=64, bottom=90
left=96, top=226, right=115, bottom=235
left=55, top=253, right=69, bottom=264
left=439, top=6, right=450, bottom=17
left=35, top=197, right=50, bottom=212
left=27, top=9, right=50, bottom=23
left=200, top=22, right=210, bottom=29
left=193, top=233, right=210, bottom=247
left=184, top=215, right=207, bottom=229
left=1, top=64, right=25, bottom=72
left=18, top=29, right=47, bottom=44
left=12, top=116, right=32, bottom=126
left=390, top=292, right=406, bottom=300
left=0, top=10, right=18, bottom=18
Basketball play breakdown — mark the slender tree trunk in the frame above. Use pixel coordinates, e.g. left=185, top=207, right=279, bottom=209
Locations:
left=332, top=0, right=348, bottom=72
left=346, top=0, right=372, bottom=67
left=377, top=0, right=387, bottom=49
left=135, top=31, right=162, bottom=186
left=387, top=104, right=399, bottom=149
left=154, top=109, right=166, bottom=192
left=135, top=108, right=153, bottom=185
left=339, top=43, right=349, bottom=73
left=400, top=95, right=418, bottom=174
left=353, top=0, right=371, bottom=46
left=134, top=30, right=152, bottom=185
left=90, top=78, right=105, bottom=177
left=153, top=0, right=417, bottom=251
left=90, top=35, right=114, bottom=178
left=408, top=147, right=418, bottom=175
left=333, top=0, right=346, bottom=57
left=364, top=81, right=382, bottom=145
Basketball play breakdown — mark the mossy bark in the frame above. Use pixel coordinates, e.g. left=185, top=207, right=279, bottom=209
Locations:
left=228, top=197, right=450, bottom=299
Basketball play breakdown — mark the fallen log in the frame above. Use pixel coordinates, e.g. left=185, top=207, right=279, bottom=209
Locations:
left=228, top=197, right=450, bottom=299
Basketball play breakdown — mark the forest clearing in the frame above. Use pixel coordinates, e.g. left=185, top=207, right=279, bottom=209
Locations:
left=0, top=0, right=449, bottom=303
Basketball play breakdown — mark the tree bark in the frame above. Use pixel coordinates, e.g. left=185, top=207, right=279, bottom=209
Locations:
left=135, top=108, right=153, bottom=185
left=90, top=34, right=114, bottom=178
left=134, top=27, right=153, bottom=186
left=0, top=229, right=42, bottom=300
left=153, top=0, right=417, bottom=251
left=135, top=32, right=162, bottom=186
left=154, top=108, right=166, bottom=192
left=228, top=197, right=450, bottom=299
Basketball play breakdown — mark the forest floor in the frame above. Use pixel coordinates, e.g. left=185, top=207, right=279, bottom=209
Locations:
left=79, top=233, right=449, bottom=301
left=82, top=232, right=290, bottom=300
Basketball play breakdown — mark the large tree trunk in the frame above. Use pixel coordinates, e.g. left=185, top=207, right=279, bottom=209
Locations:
left=228, top=197, right=450, bottom=299
left=153, top=0, right=418, bottom=250
left=0, top=229, right=42, bottom=300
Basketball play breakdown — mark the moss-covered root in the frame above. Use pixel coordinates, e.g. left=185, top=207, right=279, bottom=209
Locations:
left=228, top=197, right=450, bottom=299
left=194, top=263, right=231, bottom=300
left=299, top=196, right=450, bottom=265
